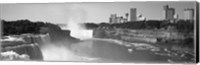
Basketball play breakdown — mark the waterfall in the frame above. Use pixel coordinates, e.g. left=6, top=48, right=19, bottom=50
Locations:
left=38, top=31, right=98, bottom=61
left=39, top=34, right=51, bottom=46
left=1, top=35, right=44, bottom=60
left=63, top=19, right=93, bottom=40
left=38, top=33, right=77, bottom=61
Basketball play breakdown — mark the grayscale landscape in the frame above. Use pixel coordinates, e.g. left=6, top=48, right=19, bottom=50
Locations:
left=0, top=2, right=197, bottom=63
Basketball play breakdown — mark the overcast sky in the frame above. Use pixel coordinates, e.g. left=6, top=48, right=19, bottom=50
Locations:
left=0, top=2, right=196, bottom=24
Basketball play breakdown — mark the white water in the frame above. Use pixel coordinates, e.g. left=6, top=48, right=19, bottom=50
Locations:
left=40, top=33, right=97, bottom=61
left=1, top=36, right=25, bottom=42
left=61, top=19, right=93, bottom=40
left=41, top=44, right=81, bottom=61
left=61, top=4, right=93, bottom=40
left=1, top=51, right=30, bottom=60
left=40, top=16, right=94, bottom=61
left=39, top=5, right=95, bottom=61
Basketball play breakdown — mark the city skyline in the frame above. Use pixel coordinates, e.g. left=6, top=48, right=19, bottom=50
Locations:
left=0, top=2, right=196, bottom=24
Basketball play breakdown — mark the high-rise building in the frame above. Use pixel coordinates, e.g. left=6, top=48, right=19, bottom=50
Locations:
left=163, top=5, right=175, bottom=21
left=116, top=17, right=121, bottom=23
left=184, top=8, right=194, bottom=20
left=109, top=14, right=117, bottom=24
left=130, top=8, right=137, bottom=21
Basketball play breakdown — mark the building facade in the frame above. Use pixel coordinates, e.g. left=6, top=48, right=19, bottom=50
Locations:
left=109, top=14, right=128, bottom=24
left=184, top=8, right=194, bottom=20
left=163, top=5, right=175, bottom=21
left=109, top=14, right=117, bottom=24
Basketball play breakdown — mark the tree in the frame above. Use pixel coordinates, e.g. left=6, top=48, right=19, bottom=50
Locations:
left=176, top=20, right=194, bottom=33
left=2, top=19, right=50, bottom=35
left=145, top=20, right=162, bottom=29
left=125, top=13, right=129, bottom=20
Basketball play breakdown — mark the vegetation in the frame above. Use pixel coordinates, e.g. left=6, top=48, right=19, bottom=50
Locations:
left=1, top=19, right=59, bottom=35
left=1, top=19, right=194, bottom=37
left=84, top=20, right=194, bottom=33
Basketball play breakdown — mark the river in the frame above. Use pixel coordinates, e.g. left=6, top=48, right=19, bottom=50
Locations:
left=1, top=34, right=195, bottom=63
left=70, top=38, right=195, bottom=63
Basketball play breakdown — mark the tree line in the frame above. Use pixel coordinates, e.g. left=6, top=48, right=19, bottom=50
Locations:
left=84, top=20, right=194, bottom=33
left=1, top=19, right=59, bottom=35
left=1, top=19, right=194, bottom=35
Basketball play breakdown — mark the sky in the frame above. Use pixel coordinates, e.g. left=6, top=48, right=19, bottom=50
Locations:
left=0, top=2, right=196, bottom=24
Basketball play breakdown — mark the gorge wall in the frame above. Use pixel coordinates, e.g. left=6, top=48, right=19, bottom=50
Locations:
left=93, top=28, right=186, bottom=43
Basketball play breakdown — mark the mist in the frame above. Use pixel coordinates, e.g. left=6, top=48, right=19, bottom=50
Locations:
left=41, top=4, right=94, bottom=61
left=61, top=4, right=93, bottom=40
left=41, top=43, right=81, bottom=61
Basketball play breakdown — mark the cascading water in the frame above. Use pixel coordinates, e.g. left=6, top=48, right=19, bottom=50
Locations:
left=0, top=35, right=43, bottom=60
left=63, top=19, right=93, bottom=40
left=40, top=43, right=82, bottom=61
left=39, top=4, right=95, bottom=61
left=39, top=22, right=95, bottom=61
left=39, top=34, right=97, bottom=61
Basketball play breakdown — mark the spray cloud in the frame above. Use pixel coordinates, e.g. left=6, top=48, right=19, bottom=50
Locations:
left=41, top=4, right=94, bottom=61
left=62, top=4, right=93, bottom=40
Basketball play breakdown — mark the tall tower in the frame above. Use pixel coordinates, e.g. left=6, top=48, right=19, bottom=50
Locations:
left=163, top=5, right=175, bottom=21
left=184, top=8, right=194, bottom=20
left=130, top=8, right=137, bottom=22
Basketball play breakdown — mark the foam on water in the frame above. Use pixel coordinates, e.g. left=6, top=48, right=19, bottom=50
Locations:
left=41, top=43, right=99, bottom=61
left=1, top=51, right=30, bottom=60
left=1, top=36, right=25, bottom=42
